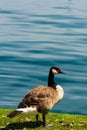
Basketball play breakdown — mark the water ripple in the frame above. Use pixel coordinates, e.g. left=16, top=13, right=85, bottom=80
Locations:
left=0, top=0, right=87, bottom=114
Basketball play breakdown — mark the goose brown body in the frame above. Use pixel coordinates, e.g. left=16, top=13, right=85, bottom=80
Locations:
left=18, top=85, right=63, bottom=114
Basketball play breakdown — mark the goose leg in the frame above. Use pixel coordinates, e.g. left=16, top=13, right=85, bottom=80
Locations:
left=36, top=114, right=39, bottom=125
left=42, top=113, right=46, bottom=127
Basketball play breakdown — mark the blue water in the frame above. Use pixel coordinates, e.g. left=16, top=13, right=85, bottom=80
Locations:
left=0, top=0, right=87, bottom=115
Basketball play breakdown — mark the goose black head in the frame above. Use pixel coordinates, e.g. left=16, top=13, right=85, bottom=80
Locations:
left=50, top=66, right=65, bottom=75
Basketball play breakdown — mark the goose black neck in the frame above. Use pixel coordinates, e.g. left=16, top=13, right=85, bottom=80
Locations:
left=48, top=70, right=57, bottom=88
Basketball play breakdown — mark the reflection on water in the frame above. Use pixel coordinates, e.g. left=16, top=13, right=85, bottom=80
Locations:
left=0, top=0, right=87, bottom=114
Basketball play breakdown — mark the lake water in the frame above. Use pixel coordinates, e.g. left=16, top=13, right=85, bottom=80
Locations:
left=0, top=0, right=87, bottom=115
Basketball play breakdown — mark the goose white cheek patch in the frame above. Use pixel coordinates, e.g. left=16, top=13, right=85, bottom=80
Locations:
left=52, top=69, right=58, bottom=74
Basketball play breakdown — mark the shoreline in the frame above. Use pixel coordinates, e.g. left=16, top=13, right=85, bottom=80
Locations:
left=0, top=108, right=87, bottom=130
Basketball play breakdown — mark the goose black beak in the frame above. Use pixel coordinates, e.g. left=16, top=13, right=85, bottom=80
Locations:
left=60, top=70, right=66, bottom=74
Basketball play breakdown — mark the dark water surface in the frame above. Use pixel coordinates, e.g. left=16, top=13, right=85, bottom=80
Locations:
left=0, top=0, right=87, bottom=114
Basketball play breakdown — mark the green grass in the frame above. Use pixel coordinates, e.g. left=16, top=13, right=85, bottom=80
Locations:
left=0, top=108, right=87, bottom=130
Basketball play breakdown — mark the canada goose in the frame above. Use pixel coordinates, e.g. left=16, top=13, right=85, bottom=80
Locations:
left=7, top=66, right=65, bottom=127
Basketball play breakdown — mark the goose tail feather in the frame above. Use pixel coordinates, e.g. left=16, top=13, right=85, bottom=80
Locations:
left=7, top=107, right=38, bottom=118
left=7, top=110, right=22, bottom=118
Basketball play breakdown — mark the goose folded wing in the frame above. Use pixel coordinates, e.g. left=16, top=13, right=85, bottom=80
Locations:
left=18, top=86, right=59, bottom=112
